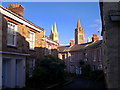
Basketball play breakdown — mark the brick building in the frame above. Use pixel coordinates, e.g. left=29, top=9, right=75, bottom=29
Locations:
left=100, top=2, right=120, bottom=88
left=58, top=19, right=102, bottom=74
left=0, top=3, right=59, bottom=89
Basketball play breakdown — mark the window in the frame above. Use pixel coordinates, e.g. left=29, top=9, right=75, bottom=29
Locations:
left=70, top=54, right=74, bottom=62
left=79, top=35, right=83, bottom=39
left=48, top=45, right=52, bottom=54
left=7, top=22, right=17, bottom=46
left=62, top=55, right=65, bottom=60
left=29, top=31, right=35, bottom=50
left=29, top=59, right=35, bottom=77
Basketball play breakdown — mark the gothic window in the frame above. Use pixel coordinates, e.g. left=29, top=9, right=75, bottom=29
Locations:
left=55, top=34, right=57, bottom=38
left=79, top=35, right=83, bottom=39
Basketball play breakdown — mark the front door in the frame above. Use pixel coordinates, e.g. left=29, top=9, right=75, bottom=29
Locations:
left=2, top=58, right=11, bottom=88
left=15, top=59, right=23, bottom=88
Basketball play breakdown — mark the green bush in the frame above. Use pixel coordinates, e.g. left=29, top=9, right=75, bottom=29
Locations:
left=27, top=55, right=66, bottom=88
left=79, top=60, right=91, bottom=77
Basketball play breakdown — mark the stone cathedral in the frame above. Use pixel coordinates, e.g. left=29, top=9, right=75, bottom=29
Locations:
left=75, top=18, right=84, bottom=44
left=49, top=23, right=59, bottom=43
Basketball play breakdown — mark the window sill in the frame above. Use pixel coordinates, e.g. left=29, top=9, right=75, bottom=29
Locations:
left=7, top=44, right=17, bottom=48
left=29, top=48, right=35, bottom=51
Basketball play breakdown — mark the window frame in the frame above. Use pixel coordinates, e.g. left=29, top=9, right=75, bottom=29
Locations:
left=48, top=45, right=52, bottom=54
left=29, top=30, right=35, bottom=50
left=7, top=21, right=17, bottom=47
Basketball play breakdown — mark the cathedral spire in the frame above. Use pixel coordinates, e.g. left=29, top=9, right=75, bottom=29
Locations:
left=49, top=26, right=53, bottom=39
left=50, top=26, right=53, bottom=34
left=53, top=22, right=57, bottom=33
left=49, top=23, right=59, bottom=43
left=77, top=18, right=81, bottom=28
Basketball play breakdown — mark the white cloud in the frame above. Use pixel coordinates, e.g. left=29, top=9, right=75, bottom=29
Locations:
left=95, top=19, right=101, bottom=24
left=88, top=24, right=98, bottom=28
left=88, top=18, right=101, bottom=28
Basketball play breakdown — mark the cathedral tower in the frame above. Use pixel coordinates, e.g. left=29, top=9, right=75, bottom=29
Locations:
left=75, top=18, right=84, bottom=44
left=49, top=23, right=59, bottom=43
left=49, top=26, right=53, bottom=40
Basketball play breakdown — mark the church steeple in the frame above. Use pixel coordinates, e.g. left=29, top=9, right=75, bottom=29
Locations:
left=77, top=18, right=81, bottom=28
left=53, top=23, right=57, bottom=33
left=49, top=23, right=59, bottom=43
left=75, top=18, right=84, bottom=44
left=49, top=26, right=53, bottom=39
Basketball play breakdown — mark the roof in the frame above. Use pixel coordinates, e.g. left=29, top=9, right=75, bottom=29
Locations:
left=0, top=5, right=44, bottom=32
left=59, top=45, right=69, bottom=47
left=44, top=36, right=59, bottom=45
left=58, top=40, right=102, bottom=52
left=85, top=40, right=102, bottom=49
left=58, top=45, right=70, bottom=52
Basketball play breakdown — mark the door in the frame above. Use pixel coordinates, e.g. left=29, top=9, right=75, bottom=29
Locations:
left=15, top=59, right=23, bottom=88
left=2, top=58, right=11, bottom=88
left=2, top=59, right=6, bottom=88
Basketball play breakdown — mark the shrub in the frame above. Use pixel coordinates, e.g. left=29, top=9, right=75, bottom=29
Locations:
left=27, top=55, right=66, bottom=88
left=79, top=60, right=91, bottom=77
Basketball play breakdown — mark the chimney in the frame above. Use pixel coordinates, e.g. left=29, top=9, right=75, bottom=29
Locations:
left=8, top=3, right=24, bottom=17
left=92, top=34, right=99, bottom=42
left=70, top=40, right=75, bottom=46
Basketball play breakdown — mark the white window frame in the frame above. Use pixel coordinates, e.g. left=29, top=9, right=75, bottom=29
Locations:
left=7, top=21, right=17, bottom=46
left=29, top=31, right=35, bottom=50
left=70, top=54, right=74, bottom=62
left=48, top=45, right=52, bottom=54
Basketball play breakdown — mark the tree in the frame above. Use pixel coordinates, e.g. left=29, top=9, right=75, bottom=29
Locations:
left=79, top=60, right=91, bottom=77
left=31, top=55, right=66, bottom=88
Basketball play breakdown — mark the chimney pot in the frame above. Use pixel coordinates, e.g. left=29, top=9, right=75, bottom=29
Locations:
left=8, top=3, right=24, bottom=17
left=70, top=40, right=75, bottom=46
left=92, top=34, right=99, bottom=42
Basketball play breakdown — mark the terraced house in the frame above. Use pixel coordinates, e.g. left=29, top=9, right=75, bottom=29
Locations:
left=0, top=3, right=59, bottom=89
left=58, top=19, right=103, bottom=74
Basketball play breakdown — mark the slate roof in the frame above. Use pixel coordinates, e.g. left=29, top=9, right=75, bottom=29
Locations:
left=0, top=5, right=44, bottom=31
left=85, top=40, right=102, bottom=49
left=58, top=40, right=102, bottom=52
left=58, top=45, right=70, bottom=52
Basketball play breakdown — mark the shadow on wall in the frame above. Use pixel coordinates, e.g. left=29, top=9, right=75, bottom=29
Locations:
left=2, top=15, right=58, bottom=58
left=59, top=46, right=102, bottom=74
left=2, top=16, right=59, bottom=81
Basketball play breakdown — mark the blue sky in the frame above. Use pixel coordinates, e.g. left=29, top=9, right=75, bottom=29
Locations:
left=2, top=2, right=102, bottom=45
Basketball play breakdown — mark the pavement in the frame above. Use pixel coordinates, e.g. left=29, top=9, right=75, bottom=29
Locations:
left=2, top=77, right=106, bottom=90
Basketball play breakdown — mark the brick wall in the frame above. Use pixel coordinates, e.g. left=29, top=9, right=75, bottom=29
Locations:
left=2, top=16, right=58, bottom=59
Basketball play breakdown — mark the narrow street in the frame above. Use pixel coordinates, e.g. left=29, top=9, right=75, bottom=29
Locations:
left=56, top=77, right=106, bottom=89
